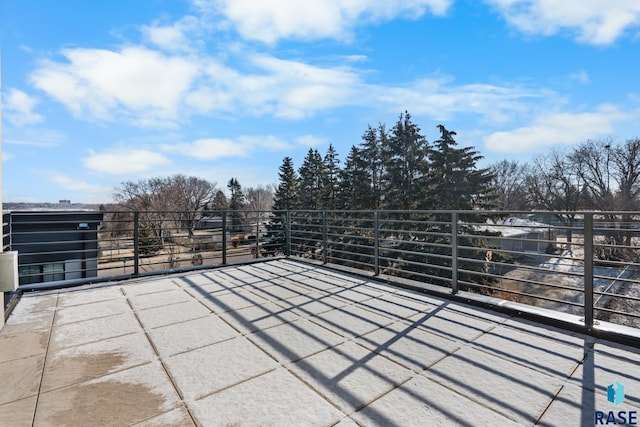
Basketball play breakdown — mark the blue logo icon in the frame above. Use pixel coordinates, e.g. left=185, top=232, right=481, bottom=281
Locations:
left=608, top=381, right=625, bottom=406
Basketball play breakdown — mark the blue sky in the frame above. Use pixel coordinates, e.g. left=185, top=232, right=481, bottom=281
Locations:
left=2, top=0, right=640, bottom=203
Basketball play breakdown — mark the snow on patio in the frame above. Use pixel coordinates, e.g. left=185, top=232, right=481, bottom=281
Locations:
left=0, top=259, right=638, bottom=426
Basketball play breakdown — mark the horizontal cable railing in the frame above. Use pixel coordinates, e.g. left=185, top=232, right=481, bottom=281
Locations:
left=3, top=209, right=640, bottom=334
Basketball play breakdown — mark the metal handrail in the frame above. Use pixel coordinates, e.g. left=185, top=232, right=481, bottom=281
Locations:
left=3, top=209, right=640, bottom=335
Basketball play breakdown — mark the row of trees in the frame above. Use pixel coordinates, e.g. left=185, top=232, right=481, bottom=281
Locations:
left=273, top=112, right=494, bottom=212
left=491, top=138, right=640, bottom=245
left=107, top=174, right=274, bottom=255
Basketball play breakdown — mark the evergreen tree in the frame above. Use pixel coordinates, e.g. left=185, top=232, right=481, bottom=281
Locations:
left=227, top=178, right=245, bottom=231
left=359, top=125, right=386, bottom=209
left=298, top=148, right=324, bottom=210
left=273, top=157, right=299, bottom=210
left=337, top=146, right=371, bottom=209
left=382, top=112, right=429, bottom=210
left=321, top=144, right=340, bottom=210
left=425, top=125, right=494, bottom=210
left=266, top=157, right=299, bottom=255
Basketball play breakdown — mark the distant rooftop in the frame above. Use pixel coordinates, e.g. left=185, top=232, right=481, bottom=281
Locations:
left=1, top=259, right=639, bottom=426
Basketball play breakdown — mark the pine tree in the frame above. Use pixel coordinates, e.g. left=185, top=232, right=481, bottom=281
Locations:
left=359, top=125, right=386, bottom=209
left=382, top=112, right=429, bottom=210
left=321, top=144, right=340, bottom=210
left=337, top=146, right=371, bottom=209
left=266, top=157, right=299, bottom=256
left=272, top=157, right=299, bottom=211
left=298, top=149, right=324, bottom=210
left=425, top=125, right=494, bottom=210
left=227, top=178, right=245, bottom=231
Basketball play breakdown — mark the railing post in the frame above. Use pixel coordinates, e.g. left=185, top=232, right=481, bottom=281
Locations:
left=451, top=211, right=458, bottom=295
left=584, top=212, right=594, bottom=331
left=286, top=211, right=291, bottom=257
left=255, top=212, right=260, bottom=259
left=322, top=211, right=328, bottom=264
left=133, top=212, right=140, bottom=276
left=374, top=211, right=380, bottom=276
left=222, top=212, right=228, bottom=265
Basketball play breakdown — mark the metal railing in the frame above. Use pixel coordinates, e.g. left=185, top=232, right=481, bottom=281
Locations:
left=3, top=209, right=640, bottom=333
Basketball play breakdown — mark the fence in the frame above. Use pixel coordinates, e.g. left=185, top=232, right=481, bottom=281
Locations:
left=3, top=209, right=640, bottom=332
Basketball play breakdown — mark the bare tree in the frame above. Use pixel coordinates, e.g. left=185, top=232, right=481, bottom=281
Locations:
left=524, top=150, right=584, bottom=243
left=570, top=139, right=613, bottom=210
left=165, top=175, right=217, bottom=237
left=488, top=160, right=530, bottom=210
left=113, top=175, right=217, bottom=243
left=245, top=185, right=274, bottom=213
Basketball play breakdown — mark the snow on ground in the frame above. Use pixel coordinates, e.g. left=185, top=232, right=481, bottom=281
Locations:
left=495, top=237, right=640, bottom=327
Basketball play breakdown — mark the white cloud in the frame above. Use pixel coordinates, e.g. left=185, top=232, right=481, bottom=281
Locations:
left=483, top=104, right=629, bottom=153
left=569, top=70, right=589, bottom=84
left=376, top=78, right=545, bottom=124
left=486, top=0, right=640, bottom=45
left=141, top=16, right=204, bottom=52
left=162, top=135, right=291, bottom=160
left=30, top=47, right=199, bottom=127
left=83, top=148, right=171, bottom=175
left=206, top=0, right=452, bottom=43
left=295, top=135, right=327, bottom=147
left=4, top=88, right=44, bottom=126
left=44, top=172, right=95, bottom=191
left=4, top=129, right=65, bottom=147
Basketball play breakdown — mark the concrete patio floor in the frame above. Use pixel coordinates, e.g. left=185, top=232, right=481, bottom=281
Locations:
left=0, top=259, right=638, bottom=426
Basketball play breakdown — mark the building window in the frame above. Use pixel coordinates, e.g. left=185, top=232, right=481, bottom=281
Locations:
left=19, top=263, right=65, bottom=285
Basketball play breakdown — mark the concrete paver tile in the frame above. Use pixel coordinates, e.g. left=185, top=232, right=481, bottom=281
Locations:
left=199, top=289, right=268, bottom=313
left=0, top=354, right=45, bottom=405
left=311, top=305, right=394, bottom=338
left=54, top=298, right=131, bottom=325
left=251, top=283, right=309, bottom=302
left=331, top=287, right=380, bottom=305
left=146, top=315, right=238, bottom=357
left=351, top=375, right=521, bottom=427
left=41, top=332, right=156, bottom=392
left=188, top=368, right=343, bottom=426
left=249, top=318, right=344, bottom=363
left=438, top=301, right=512, bottom=324
left=283, top=292, right=349, bottom=317
left=392, top=288, right=448, bottom=307
left=332, top=417, right=360, bottom=427
left=132, top=406, right=196, bottom=427
left=165, top=336, right=278, bottom=400
left=0, top=396, right=38, bottom=427
left=407, top=306, right=497, bottom=342
left=472, top=323, right=585, bottom=378
left=535, top=382, right=639, bottom=427
left=291, top=341, right=413, bottom=413
left=358, top=294, right=426, bottom=320
left=127, top=288, right=193, bottom=311
left=423, top=346, right=565, bottom=424
left=57, top=286, right=123, bottom=307
left=287, top=275, right=342, bottom=293
left=50, top=312, right=141, bottom=351
left=122, top=278, right=182, bottom=297
left=0, top=328, right=49, bottom=363
left=4, top=294, right=56, bottom=333
left=500, top=317, right=589, bottom=348
left=177, top=275, right=237, bottom=297
left=34, top=362, right=182, bottom=427
left=568, top=345, right=640, bottom=408
left=218, top=301, right=299, bottom=334
left=136, top=300, right=211, bottom=330
left=356, top=322, right=460, bottom=371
